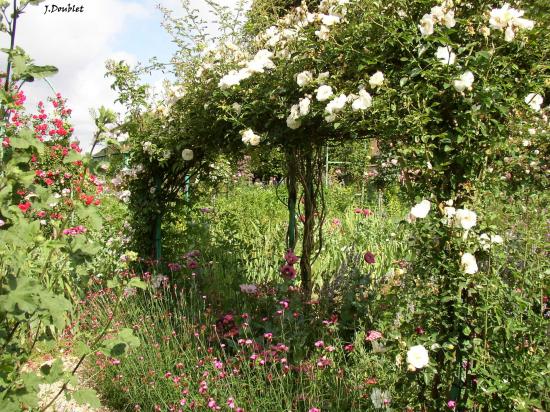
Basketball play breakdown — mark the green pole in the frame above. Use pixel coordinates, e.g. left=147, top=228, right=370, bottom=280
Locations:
left=184, top=174, right=190, bottom=202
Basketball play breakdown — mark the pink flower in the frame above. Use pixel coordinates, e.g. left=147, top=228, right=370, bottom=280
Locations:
left=280, top=264, right=297, bottom=280
left=344, top=343, right=354, bottom=352
left=187, top=259, right=199, bottom=269
left=309, top=409, right=321, bottom=412
left=447, top=400, right=456, bottom=409
left=279, top=300, right=289, bottom=310
left=180, top=399, right=187, bottom=406
left=316, top=356, right=331, bottom=369
left=284, top=249, right=299, bottom=265
left=227, top=398, right=236, bottom=409
left=314, top=340, right=325, bottom=348
left=326, top=345, right=335, bottom=352
left=263, top=332, right=273, bottom=340
left=365, top=330, right=383, bottom=341
left=364, top=251, right=375, bottom=264
left=331, top=218, right=341, bottom=226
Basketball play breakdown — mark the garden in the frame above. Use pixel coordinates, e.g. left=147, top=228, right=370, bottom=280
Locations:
left=0, top=0, right=548, bottom=411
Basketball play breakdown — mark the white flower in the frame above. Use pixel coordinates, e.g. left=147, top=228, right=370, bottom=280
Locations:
left=443, top=206, right=456, bottom=224
left=369, top=71, right=385, bottom=88
left=241, top=129, right=261, bottom=146
left=435, top=46, right=456, bottom=65
left=232, top=102, right=242, bottom=114
left=296, top=70, right=314, bottom=87
left=491, top=234, right=503, bottom=244
left=504, top=26, right=515, bottom=42
left=315, top=25, right=330, bottom=41
left=513, top=17, right=534, bottom=30
left=286, top=114, right=302, bottom=129
left=489, top=4, right=522, bottom=30
left=410, top=199, right=431, bottom=219
left=419, top=14, right=435, bottom=36
left=442, top=10, right=456, bottom=28
left=324, top=113, right=337, bottom=123
left=430, top=6, right=444, bottom=21
left=522, top=139, right=531, bottom=147
left=246, top=49, right=275, bottom=73
left=406, top=345, right=429, bottom=370
left=351, top=89, right=372, bottom=111
left=525, top=93, right=543, bottom=112
left=299, top=97, right=311, bottom=116
left=317, top=72, right=330, bottom=81
left=182, top=149, right=194, bottom=161
left=461, top=253, right=478, bottom=274
left=455, top=208, right=477, bottom=230
left=219, top=69, right=250, bottom=89
left=321, top=14, right=340, bottom=26
left=325, top=94, right=348, bottom=114
left=453, top=71, right=475, bottom=93
left=316, top=85, right=334, bottom=101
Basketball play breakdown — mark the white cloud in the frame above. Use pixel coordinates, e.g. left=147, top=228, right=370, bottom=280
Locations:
left=1, top=0, right=147, bottom=150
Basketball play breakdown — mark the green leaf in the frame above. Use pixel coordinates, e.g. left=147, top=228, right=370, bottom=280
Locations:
left=71, top=388, right=101, bottom=408
left=72, top=341, right=92, bottom=357
left=40, top=359, right=65, bottom=384
left=127, top=277, right=147, bottom=290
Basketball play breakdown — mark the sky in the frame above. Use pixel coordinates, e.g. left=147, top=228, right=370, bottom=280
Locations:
left=2, top=0, right=242, bottom=151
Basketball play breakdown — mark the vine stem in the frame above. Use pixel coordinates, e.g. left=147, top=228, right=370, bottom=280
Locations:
left=4, top=0, right=18, bottom=92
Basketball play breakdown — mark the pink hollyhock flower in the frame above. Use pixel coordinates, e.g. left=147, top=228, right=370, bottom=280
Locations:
left=284, top=249, right=299, bottom=265
left=280, top=264, right=297, bottom=280
left=366, top=330, right=383, bottom=341
left=364, top=251, right=375, bottom=264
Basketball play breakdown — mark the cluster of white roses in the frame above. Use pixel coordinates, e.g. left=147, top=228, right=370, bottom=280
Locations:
left=418, top=0, right=456, bottom=36
left=218, top=49, right=275, bottom=90
left=489, top=3, right=534, bottom=42
left=408, top=199, right=505, bottom=275
left=286, top=70, right=380, bottom=127
left=241, top=129, right=261, bottom=146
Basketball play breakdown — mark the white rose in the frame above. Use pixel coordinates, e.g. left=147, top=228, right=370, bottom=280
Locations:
left=525, top=93, right=543, bottom=112
left=455, top=208, right=477, bottom=230
left=504, top=26, right=515, bottom=42
left=316, top=85, right=334, bottom=101
left=325, top=94, right=348, bottom=114
left=435, top=46, right=456, bottom=65
left=296, top=70, right=314, bottom=87
left=315, top=25, right=330, bottom=41
left=461, top=253, right=478, bottom=274
left=321, top=14, right=340, bottom=26
left=453, top=71, right=475, bottom=93
left=299, top=97, right=311, bottom=116
left=232, top=102, right=242, bottom=114
left=442, top=10, right=456, bottom=28
left=286, top=114, right=302, bottom=129
left=418, top=14, right=434, bottom=36
left=490, top=234, right=503, bottom=244
left=182, top=149, right=194, bottom=161
left=351, top=89, right=372, bottom=111
left=410, top=199, right=431, bottom=219
left=369, top=71, right=384, bottom=88
left=241, top=129, right=261, bottom=145
left=406, top=345, right=429, bottom=369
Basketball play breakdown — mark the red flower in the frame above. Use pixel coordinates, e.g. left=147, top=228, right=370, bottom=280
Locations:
left=18, top=201, right=31, bottom=213
left=364, top=251, right=375, bottom=264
